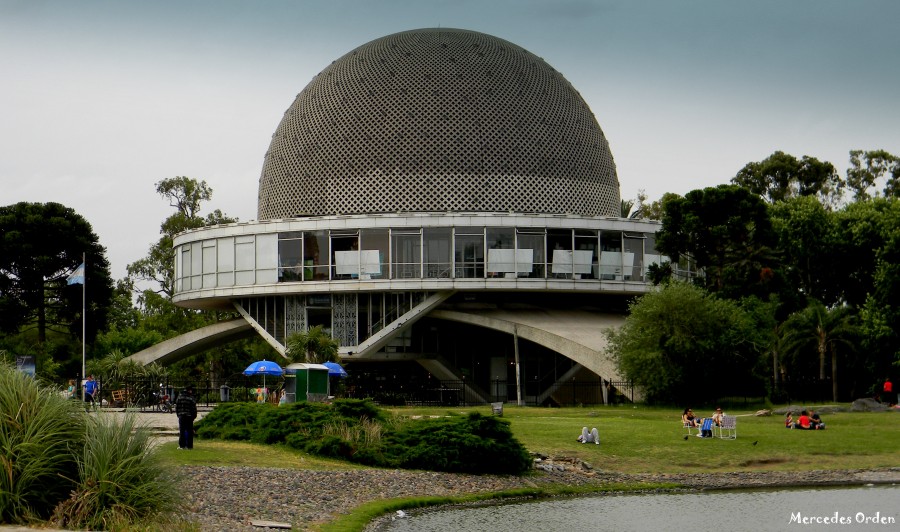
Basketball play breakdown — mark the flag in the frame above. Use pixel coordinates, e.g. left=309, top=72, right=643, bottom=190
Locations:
left=67, top=263, right=85, bottom=285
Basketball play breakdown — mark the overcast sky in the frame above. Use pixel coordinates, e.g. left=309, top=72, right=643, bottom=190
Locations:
left=2, top=0, right=899, bottom=280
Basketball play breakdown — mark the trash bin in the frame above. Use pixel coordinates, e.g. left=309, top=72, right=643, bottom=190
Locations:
left=219, top=385, right=230, bottom=402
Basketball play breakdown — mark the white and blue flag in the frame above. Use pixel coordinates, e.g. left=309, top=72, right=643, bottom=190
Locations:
left=67, top=263, right=85, bottom=285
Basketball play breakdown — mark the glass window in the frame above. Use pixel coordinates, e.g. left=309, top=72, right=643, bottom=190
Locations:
left=547, top=229, right=573, bottom=278
left=331, top=230, right=359, bottom=279
left=486, top=227, right=515, bottom=277
left=623, top=233, right=644, bottom=281
left=574, top=229, right=598, bottom=279
left=278, top=232, right=303, bottom=282
left=454, top=229, right=484, bottom=278
left=303, top=231, right=328, bottom=280
left=361, top=229, right=389, bottom=279
left=516, top=229, right=545, bottom=278
left=423, top=227, right=452, bottom=278
left=391, top=229, right=421, bottom=279
left=598, top=231, right=623, bottom=280
left=217, top=237, right=235, bottom=286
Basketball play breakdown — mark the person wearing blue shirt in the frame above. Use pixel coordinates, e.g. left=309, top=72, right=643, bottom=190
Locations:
left=83, top=375, right=98, bottom=411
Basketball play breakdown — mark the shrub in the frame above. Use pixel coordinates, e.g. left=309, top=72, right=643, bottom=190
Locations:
left=380, top=413, right=532, bottom=474
left=51, top=414, right=182, bottom=530
left=195, top=400, right=532, bottom=475
left=0, top=365, right=84, bottom=523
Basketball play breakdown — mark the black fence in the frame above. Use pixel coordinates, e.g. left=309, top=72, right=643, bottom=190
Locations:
left=87, top=377, right=284, bottom=411
left=86, top=376, right=635, bottom=409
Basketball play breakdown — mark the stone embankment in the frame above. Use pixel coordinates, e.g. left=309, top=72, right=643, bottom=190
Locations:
left=178, top=460, right=900, bottom=531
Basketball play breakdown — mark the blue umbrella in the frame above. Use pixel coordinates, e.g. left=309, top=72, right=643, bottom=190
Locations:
left=323, top=361, right=348, bottom=378
left=244, top=360, right=284, bottom=390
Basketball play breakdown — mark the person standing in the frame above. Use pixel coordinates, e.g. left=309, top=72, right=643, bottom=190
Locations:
left=884, top=378, right=894, bottom=405
left=83, top=375, right=98, bottom=411
left=175, top=386, right=197, bottom=450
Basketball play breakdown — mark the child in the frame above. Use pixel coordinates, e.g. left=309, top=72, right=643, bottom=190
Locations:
left=784, top=411, right=793, bottom=429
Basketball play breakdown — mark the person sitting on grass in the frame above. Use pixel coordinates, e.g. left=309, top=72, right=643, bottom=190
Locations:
left=784, top=411, right=794, bottom=429
left=795, top=410, right=812, bottom=429
left=577, top=427, right=600, bottom=444
left=809, top=409, right=826, bottom=430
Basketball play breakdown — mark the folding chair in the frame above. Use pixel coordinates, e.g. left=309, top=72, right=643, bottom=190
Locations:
left=698, top=417, right=714, bottom=438
left=716, top=414, right=737, bottom=439
left=683, top=420, right=696, bottom=436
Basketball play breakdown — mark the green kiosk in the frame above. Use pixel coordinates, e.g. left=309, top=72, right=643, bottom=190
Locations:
left=284, top=363, right=330, bottom=403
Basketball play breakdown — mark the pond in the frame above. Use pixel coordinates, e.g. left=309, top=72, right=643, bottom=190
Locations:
left=380, top=485, right=899, bottom=531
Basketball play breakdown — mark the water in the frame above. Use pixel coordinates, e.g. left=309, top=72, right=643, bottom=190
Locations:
left=382, top=485, right=899, bottom=532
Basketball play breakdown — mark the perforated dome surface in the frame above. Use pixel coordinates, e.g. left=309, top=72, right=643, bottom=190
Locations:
left=257, top=28, right=620, bottom=220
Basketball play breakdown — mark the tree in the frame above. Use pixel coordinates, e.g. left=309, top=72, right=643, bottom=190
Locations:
left=606, top=282, right=764, bottom=404
left=846, top=150, right=900, bottom=201
left=286, top=325, right=339, bottom=364
left=633, top=190, right=679, bottom=221
left=0, top=202, right=113, bottom=344
left=655, top=185, right=779, bottom=299
left=732, top=151, right=844, bottom=207
left=783, top=301, right=857, bottom=402
left=127, top=177, right=234, bottom=298
left=769, top=196, right=842, bottom=307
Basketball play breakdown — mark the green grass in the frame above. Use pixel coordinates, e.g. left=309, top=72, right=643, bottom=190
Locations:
left=163, top=405, right=900, bottom=474
left=385, top=404, right=900, bottom=474
left=157, top=440, right=367, bottom=470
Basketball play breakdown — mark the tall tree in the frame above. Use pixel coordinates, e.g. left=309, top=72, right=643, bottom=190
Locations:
left=655, top=184, right=779, bottom=299
left=733, top=151, right=844, bottom=207
left=846, top=150, right=900, bottom=201
left=125, top=177, right=240, bottom=384
left=783, top=301, right=857, bottom=402
left=769, top=196, right=842, bottom=308
left=127, top=177, right=234, bottom=298
left=606, top=282, right=764, bottom=404
left=0, top=202, right=113, bottom=344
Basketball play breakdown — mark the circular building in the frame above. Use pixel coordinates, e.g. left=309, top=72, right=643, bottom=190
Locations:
left=164, top=28, right=678, bottom=406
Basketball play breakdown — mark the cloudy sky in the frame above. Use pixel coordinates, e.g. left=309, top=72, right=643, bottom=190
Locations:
left=2, top=0, right=898, bottom=280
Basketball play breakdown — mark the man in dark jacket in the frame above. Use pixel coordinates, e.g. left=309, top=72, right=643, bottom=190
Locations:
left=175, top=386, right=198, bottom=450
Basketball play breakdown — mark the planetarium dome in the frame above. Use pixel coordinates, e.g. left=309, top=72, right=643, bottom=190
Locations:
left=257, top=28, right=621, bottom=220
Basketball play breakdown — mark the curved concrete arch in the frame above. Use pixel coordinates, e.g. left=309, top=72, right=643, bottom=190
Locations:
left=429, top=308, right=625, bottom=381
left=125, top=318, right=258, bottom=366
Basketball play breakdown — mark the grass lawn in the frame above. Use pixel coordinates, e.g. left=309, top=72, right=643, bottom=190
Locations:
left=386, top=404, right=900, bottom=474
left=162, top=404, right=900, bottom=475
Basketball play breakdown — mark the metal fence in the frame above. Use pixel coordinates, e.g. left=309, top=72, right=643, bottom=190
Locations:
left=89, top=376, right=635, bottom=409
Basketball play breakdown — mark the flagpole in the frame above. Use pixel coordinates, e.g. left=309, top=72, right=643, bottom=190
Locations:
left=81, top=252, right=86, bottom=403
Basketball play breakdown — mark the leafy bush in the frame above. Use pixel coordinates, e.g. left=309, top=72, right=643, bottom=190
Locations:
left=51, top=414, right=182, bottom=530
left=379, top=413, right=532, bottom=474
left=0, top=366, right=83, bottom=523
left=195, top=400, right=532, bottom=475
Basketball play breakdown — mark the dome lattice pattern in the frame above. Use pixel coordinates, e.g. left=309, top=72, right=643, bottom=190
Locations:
left=257, top=28, right=620, bottom=220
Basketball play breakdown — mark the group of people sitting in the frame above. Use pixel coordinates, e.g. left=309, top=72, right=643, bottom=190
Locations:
left=682, top=407, right=726, bottom=438
left=785, top=409, right=826, bottom=430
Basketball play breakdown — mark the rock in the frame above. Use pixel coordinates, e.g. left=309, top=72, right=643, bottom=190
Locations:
left=755, top=409, right=771, bottom=416
left=851, top=398, right=889, bottom=412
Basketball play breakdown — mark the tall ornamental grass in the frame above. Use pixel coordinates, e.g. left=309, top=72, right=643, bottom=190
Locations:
left=0, top=364, right=83, bottom=523
left=51, top=413, right=183, bottom=530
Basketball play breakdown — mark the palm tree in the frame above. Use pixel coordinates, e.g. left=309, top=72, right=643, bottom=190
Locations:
left=783, top=300, right=857, bottom=401
left=285, top=325, right=339, bottom=364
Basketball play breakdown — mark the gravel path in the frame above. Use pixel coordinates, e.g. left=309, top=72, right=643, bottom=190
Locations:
left=176, top=463, right=900, bottom=531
